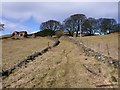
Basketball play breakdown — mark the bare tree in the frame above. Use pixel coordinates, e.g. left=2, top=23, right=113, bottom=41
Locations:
left=40, top=20, right=61, bottom=31
left=112, top=24, right=120, bottom=32
left=83, top=18, right=98, bottom=35
left=98, top=18, right=116, bottom=34
left=63, top=14, right=87, bottom=37
left=0, top=22, right=4, bottom=31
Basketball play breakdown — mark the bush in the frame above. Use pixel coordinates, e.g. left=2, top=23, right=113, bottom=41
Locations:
left=35, top=29, right=55, bottom=37
left=55, top=30, right=64, bottom=38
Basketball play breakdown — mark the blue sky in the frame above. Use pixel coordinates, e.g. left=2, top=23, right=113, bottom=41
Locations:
left=0, top=2, right=119, bottom=35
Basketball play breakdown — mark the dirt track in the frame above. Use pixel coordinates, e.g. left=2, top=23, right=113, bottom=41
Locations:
left=3, top=37, right=118, bottom=88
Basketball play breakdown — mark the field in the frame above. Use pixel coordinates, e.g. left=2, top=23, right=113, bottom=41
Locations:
left=75, top=33, right=119, bottom=60
left=2, top=34, right=118, bottom=88
left=2, top=37, right=53, bottom=70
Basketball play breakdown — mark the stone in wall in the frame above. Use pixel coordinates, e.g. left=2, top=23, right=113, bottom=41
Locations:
left=1, top=39, right=60, bottom=77
left=66, top=37, right=120, bottom=69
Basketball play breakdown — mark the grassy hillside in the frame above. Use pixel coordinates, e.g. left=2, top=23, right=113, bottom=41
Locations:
left=2, top=37, right=53, bottom=70
left=3, top=37, right=118, bottom=88
left=75, top=33, right=119, bottom=60
left=0, top=34, right=11, bottom=40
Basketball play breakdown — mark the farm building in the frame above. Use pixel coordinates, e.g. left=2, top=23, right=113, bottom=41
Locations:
left=11, top=31, right=28, bottom=38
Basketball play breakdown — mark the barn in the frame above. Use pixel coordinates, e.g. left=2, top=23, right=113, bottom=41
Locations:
left=11, top=31, right=28, bottom=38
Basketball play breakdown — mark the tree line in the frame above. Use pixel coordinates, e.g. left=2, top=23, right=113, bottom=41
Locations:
left=38, top=14, right=120, bottom=37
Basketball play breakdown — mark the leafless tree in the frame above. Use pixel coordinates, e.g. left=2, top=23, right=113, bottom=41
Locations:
left=63, top=14, right=87, bottom=37
left=40, top=20, right=61, bottom=31
left=0, top=22, right=4, bottom=31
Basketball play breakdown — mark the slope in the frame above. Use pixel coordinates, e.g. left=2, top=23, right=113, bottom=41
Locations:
left=3, top=37, right=118, bottom=88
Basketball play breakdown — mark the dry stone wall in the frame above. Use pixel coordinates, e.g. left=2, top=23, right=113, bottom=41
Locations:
left=62, top=36, right=120, bottom=69
left=1, top=39, right=60, bottom=78
left=1, top=36, right=119, bottom=78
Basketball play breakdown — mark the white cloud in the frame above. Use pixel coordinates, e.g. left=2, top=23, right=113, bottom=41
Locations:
left=1, top=2, right=118, bottom=35
left=2, top=18, right=35, bottom=34
left=2, top=2, right=118, bottom=22
left=1, top=0, right=120, bottom=2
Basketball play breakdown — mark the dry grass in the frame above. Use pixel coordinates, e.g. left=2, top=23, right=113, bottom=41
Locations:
left=75, top=33, right=118, bottom=60
left=2, top=37, right=53, bottom=70
left=3, top=37, right=118, bottom=88
left=0, top=34, right=11, bottom=40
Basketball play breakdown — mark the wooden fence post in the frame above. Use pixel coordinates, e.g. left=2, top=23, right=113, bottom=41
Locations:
left=48, top=42, right=49, bottom=47
left=106, top=43, right=110, bottom=56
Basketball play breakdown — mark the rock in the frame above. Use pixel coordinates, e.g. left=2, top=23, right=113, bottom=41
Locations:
left=43, top=47, right=49, bottom=52
left=100, top=55, right=106, bottom=61
left=0, top=72, right=2, bottom=77
left=2, top=70, right=9, bottom=76
left=17, top=60, right=24, bottom=67
left=32, top=52, right=39, bottom=57
left=108, top=60, right=113, bottom=64
left=10, top=66, right=16, bottom=71
left=95, top=52, right=102, bottom=61
left=52, top=40, right=60, bottom=47
left=107, top=57, right=113, bottom=65
left=112, top=60, right=120, bottom=68
left=85, top=49, right=95, bottom=57
left=111, top=76, right=117, bottom=82
left=26, top=55, right=34, bottom=60
left=37, top=52, right=42, bottom=55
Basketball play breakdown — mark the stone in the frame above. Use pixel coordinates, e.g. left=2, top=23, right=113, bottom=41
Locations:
left=41, top=49, right=47, bottom=54
left=0, top=72, right=2, bottom=77
left=111, top=76, right=117, bottom=82
left=52, top=40, right=60, bottom=47
left=100, top=55, right=106, bottom=61
left=26, top=55, right=34, bottom=60
left=112, top=60, right=120, bottom=68
left=32, top=52, right=39, bottom=57
left=2, top=70, right=9, bottom=76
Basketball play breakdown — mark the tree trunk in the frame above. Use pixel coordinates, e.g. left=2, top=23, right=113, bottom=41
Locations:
left=76, top=31, right=78, bottom=37
left=76, top=23, right=80, bottom=37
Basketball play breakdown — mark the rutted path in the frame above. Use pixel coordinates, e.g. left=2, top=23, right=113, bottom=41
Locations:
left=3, top=37, right=118, bottom=88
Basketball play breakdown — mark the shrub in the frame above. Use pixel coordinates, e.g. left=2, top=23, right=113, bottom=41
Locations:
left=55, top=30, right=64, bottom=38
left=35, top=29, right=55, bottom=37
